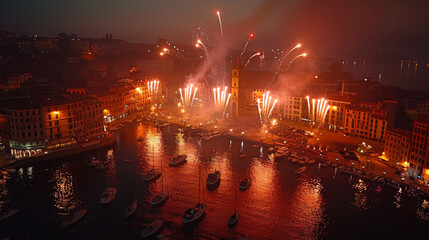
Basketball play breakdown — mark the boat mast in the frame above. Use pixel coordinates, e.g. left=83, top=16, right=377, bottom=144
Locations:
left=198, top=165, right=201, bottom=204
left=234, top=189, right=237, bottom=213
left=161, top=152, right=163, bottom=193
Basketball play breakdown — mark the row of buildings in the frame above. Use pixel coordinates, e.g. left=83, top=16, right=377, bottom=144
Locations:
left=0, top=82, right=157, bottom=159
left=228, top=67, right=397, bottom=143
left=383, top=115, right=429, bottom=180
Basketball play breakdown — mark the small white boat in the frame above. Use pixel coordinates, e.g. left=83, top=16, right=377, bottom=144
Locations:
left=109, top=127, right=120, bottom=131
left=100, top=188, right=117, bottom=204
left=150, top=192, right=169, bottom=206
left=295, top=167, right=306, bottom=175
left=0, top=209, right=19, bottom=221
left=307, top=159, right=316, bottom=164
left=332, top=163, right=338, bottom=168
left=141, top=219, right=164, bottom=238
left=239, top=178, right=251, bottom=191
left=239, top=154, right=246, bottom=158
left=206, top=170, right=221, bottom=187
left=182, top=203, right=206, bottom=224
left=252, top=144, right=260, bottom=148
left=290, top=152, right=297, bottom=158
left=124, top=159, right=131, bottom=163
left=291, top=158, right=298, bottom=163
left=61, top=208, right=87, bottom=227
left=125, top=120, right=133, bottom=123
left=144, top=169, right=161, bottom=182
left=123, top=200, right=137, bottom=218
left=228, top=212, right=239, bottom=227
left=169, top=155, right=187, bottom=166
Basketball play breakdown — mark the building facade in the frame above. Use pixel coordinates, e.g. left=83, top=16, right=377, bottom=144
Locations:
left=409, top=115, right=429, bottom=180
left=383, top=128, right=412, bottom=167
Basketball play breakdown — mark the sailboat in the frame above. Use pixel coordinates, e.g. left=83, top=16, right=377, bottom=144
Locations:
left=141, top=199, right=163, bottom=238
left=182, top=166, right=206, bottom=224
left=151, top=155, right=168, bottom=206
left=227, top=189, right=239, bottom=227
left=144, top=147, right=161, bottom=182
left=123, top=178, right=137, bottom=218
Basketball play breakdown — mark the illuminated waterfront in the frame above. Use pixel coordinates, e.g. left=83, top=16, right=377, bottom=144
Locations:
left=1, top=121, right=429, bottom=239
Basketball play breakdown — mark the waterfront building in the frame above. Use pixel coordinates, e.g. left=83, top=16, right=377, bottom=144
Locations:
left=344, top=102, right=389, bottom=142
left=272, top=95, right=303, bottom=122
left=383, top=128, right=412, bottom=167
left=409, top=114, right=429, bottom=180
left=0, top=100, right=46, bottom=158
left=324, top=96, right=351, bottom=130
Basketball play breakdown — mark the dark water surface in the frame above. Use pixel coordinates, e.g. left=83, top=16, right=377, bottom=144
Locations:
left=1, top=122, right=429, bottom=239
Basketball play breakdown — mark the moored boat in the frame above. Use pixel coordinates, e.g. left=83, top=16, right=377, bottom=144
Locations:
left=100, top=188, right=117, bottom=204
left=141, top=218, right=164, bottom=238
left=151, top=192, right=169, bottom=206
left=228, top=212, right=239, bottom=227
left=123, top=200, right=137, bottom=218
left=206, top=170, right=221, bottom=187
left=239, top=178, right=251, bottom=191
left=144, top=169, right=161, bottom=182
left=183, top=203, right=206, bottom=224
left=0, top=209, right=19, bottom=221
left=169, top=155, right=187, bottom=166
left=61, top=208, right=87, bottom=227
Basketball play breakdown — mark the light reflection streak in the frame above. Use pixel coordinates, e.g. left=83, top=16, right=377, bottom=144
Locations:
left=52, top=165, right=79, bottom=218
left=352, top=179, right=369, bottom=210
left=416, top=199, right=429, bottom=222
left=289, top=177, right=324, bottom=239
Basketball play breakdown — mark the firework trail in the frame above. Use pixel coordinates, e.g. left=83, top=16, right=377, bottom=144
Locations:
left=161, top=48, right=193, bottom=68
left=268, top=44, right=302, bottom=87
left=257, top=91, right=278, bottom=124
left=147, top=80, right=160, bottom=97
left=306, top=96, right=330, bottom=126
left=213, top=86, right=231, bottom=117
left=216, top=11, right=223, bottom=38
left=240, top=33, right=254, bottom=59
left=179, top=84, right=198, bottom=110
left=283, top=53, right=307, bottom=71
left=244, top=52, right=261, bottom=69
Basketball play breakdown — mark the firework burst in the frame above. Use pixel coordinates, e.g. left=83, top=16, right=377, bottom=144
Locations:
left=179, top=84, right=198, bottom=110
left=257, top=91, right=278, bottom=124
left=306, top=96, right=330, bottom=126
left=147, top=80, right=160, bottom=98
left=213, top=86, right=231, bottom=117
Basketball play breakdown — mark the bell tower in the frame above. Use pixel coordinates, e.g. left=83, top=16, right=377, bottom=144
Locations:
left=231, top=68, right=239, bottom=116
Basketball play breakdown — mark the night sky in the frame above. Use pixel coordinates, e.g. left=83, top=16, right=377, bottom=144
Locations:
left=1, top=0, right=429, bottom=59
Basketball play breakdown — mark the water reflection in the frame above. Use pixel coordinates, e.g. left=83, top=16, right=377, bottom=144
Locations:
left=393, top=187, right=402, bottom=209
left=103, top=149, right=118, bottom=187
left=416, top=199, right=429, bottom=222
left=51, top=165, right=79, bottom=219
left=352, top=179, right=369, bottom=210
left=290, top=177, right=325, bottom=239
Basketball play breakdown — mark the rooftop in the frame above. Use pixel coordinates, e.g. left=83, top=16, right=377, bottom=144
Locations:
left=415, top=114, right=429, bottom=125
left=388, top=128, right=412, bottom=138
